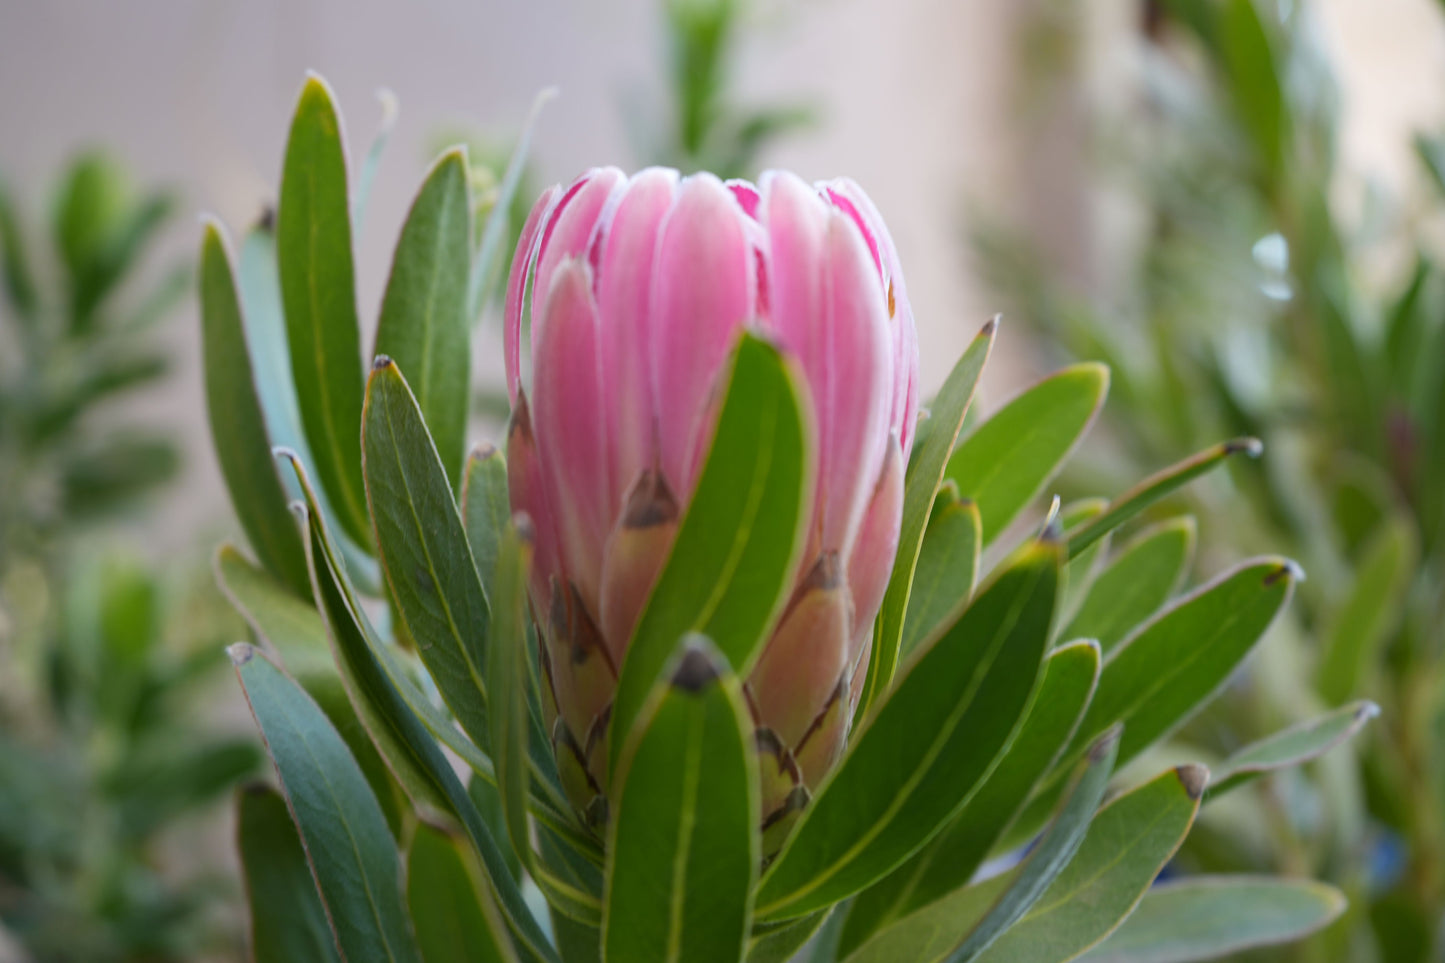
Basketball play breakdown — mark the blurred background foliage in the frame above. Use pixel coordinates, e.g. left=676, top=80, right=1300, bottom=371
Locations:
left=0, top=153, right=259, bottom=962
left=973, top=0, right=1445, bottom=959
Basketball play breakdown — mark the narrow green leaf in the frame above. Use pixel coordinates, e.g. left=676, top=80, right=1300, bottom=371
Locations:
left=841, top=640, right=1101, bottom=954
left=470, top=87, right=556, bottom=321
left=1062, top=517, right=1196, bottom=654
left=374, top=149, right=473, bottom=488
left=861, top=318, right=996, bottom=719
left=407, top=821, right=518, bottom=963
left=363, top=358, right=492, bottom=749
left=1064, top=557, right=1298, bottom=771
left=353, top=89, right=399, bottom=233
left=610, top=331, right=813, bottom=780
left=1220, top=0, right=1286, bottom=183
left=1208, top=700, right=1379, bottom=800
left=747, top=912, right=833, bottom=963
left=199, top=220, right=311, bottom=597
left=947, top=728, right=1121, bottom=962
left=0, top=174, right=38, bottom=319
left=277, top=74, right=371, bottom=546
left=970, top=766, right=1207, bottom=963
left=1316, top=515, right=1417, bottom=704
left=1078, top=876, right=1346, bottom=963
left=236, top=782, right=342, bottom=963
left=230, top=645, right=422, bottom=963
left=900, top=491, right=981, bottom=658
left=1065, top=439, right=1262, bottom=560
left=602, top=638, right=759, bottom=963
left=293, top=498, right=564, bottom=963
left=461, top=444, right=511, bottom=604
left=215, top=543, right=334, bottom=677
left=1056, top=498, right=1110, bottom=629
left=757, top=534, right=1061, bottom=922
left=946, top=363, right=1108, bottom=546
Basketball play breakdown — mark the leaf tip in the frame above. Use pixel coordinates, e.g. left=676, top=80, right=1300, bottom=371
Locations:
left=1263, top=559, right=1305, bottom=587
left=980, top=313, right=1001, bottom=337
left=227, top=642, right=256, bottom=667
left=1090, top=722, right=1123, bottom=762
left=1175, top=763, right=1210, bottom=800
left=469, top=441, right=499, bottom=463
left=512, top=510, right=536, bottom=545
left=372, top=353, right=395, bottom=372
left=671, top=638, right=721, bottom=694
left=1357, top=700, right=1382, bottom=722
left=1226, top=436, right=1265, bottom=458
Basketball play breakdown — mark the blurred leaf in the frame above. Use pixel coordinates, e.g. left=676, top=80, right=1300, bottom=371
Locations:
left=374, top=150, right=473, bottom=488
left=840, top=640, right=1102, bottom=954
left=362, top=359, right=494, bottom=751
left=602, top=638, right=758, bottom=963
left=231, top=645, right=423, bottom=963
left=900, top=490, right=980, bottom=658
left=353, top=89, right=399, bottom=233
left=969, top=766, right=1206, bottom=963
left=276, top=75, right=371, bottom=547
left=610, top=332, right=813, bottom=781
left=1208, top=700, right=1378, bottom=799
left=757, top=534, right=1060, bottom=922
left=1416, top=132, right=1445, bottom=198
left=236, top=782, right=342, bottom=963
left=1316, top=514, right=1418, bottom=705
left=60, top=434, right=179, bottom=516
left=0, top=173, right=38, bottom=319
left=1065, top=438, right=1262, bottom=559
left=1078, top=876, right=1346, bottom=962
left=1219, top=0, right=1286, bottom=184
left=55, top=151, right=127, bottom=282
left=30, top=352, right=170, bottom=441
left=862, top=318, right=995, bottom=719
left=113, top=738, right=262, bottom=840
left=1063, top=517, right=1196, bottom=655
left=199, top=221, right=312, bottom=597
left=72, top=191, right=175, bottom=327
left=946, top=362, right=1109, bottom=546
left=407, top=821, right=518, bottom=963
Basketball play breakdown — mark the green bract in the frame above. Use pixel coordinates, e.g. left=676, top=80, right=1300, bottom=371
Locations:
left=201, top=76, right=1364, bottom=963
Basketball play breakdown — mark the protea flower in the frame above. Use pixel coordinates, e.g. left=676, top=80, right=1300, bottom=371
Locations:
left=504, top=167, right=919, bottom=839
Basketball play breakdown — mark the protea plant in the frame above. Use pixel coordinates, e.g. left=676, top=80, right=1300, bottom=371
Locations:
left=201, top=75, right=1370, bottom=963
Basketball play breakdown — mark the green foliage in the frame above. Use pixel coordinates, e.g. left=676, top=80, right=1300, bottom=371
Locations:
left=202, top=75, right=1364, bottom=963
left=975, top=1, right=1445, bottom=956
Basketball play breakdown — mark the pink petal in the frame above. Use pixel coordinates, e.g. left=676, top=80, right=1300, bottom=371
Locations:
left=596, top=168, right=679, bottom=505
left=506, top=392, right=564, bottom=607
left=818, top=208, right=892, bottom=555
left=649, top=173, right=756, bottom=496
left=847, top=434, right=904, bottom=650
left=505, top=184, right=560, bottom=404
left=530, top=259, right=611, bottom=614
left=531, top=168, right=627, bottom=348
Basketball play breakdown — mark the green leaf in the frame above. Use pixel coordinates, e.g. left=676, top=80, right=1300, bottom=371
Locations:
left=1064, top=557, right=1298, bottom=771
left=945, top=727, right=1122, bottom=962
left=946, top=363, right=1108, bottom=546
left=970, top=766, right=1207, bottom=963
left=748, top=912, right=833, bottom=963
left=841, top=640, right=1101, bottom=954
left=353, top=89, right=399, bottom=233
left=602, top=638, right=759, bottom=963
left=1055, top=498, right=1109, bottom=629
left=236, top=782, right=342, bottom=963
left=1062, top=517, right=1196, bottom=655
left=461, top=444, right=511, bottom=605
left=374, top=149, right=473, bottom=488
left=1208, top=701, right=1378, bottom=800
left=407, top=821, right=518, bottom=963
left=470, top=87, right=555, bottom=321
left=277, top=74, right=371, bottom=546
left=292, top=497, right=563, bottom=963
left=839, top=727, right=1119, bottom=963
left=861, top=318, right=996, bottom=719
left=60, top=434, right=179, bottom=515
left=215, top=543, right=334, bottom=677
left=0, top=174, right=38, bottom=320
left=900, top=490, right=980, bottom=659
left=1077, top=877, right=1345, bottom=963
left=1315, top=515, right=1417, bottom=705
left=230, top=645, right=422, bottom=963
left=757, top=534, right=1061, bottom=922
left=362, top=358, right=493, bottom=750
left=1220, top=0, right=1287, bottom=184
left=610, top=331, right=813, bottom=779
left=1065, top=439, right=1262, bottom=560
left=199, top=222, right=311, bottom=597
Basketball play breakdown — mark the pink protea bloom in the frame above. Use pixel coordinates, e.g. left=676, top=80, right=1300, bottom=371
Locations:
left=504, top=167, right=919, bottom=839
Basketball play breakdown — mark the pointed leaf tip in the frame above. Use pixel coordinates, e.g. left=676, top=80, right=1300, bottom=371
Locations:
left=1264, top=559, right=1305, bottom=586
left=671, top=641, right=721, bottom=694
left=1089, top=722, right=1124, bottom=762
left=1176, top=763, right=1210, bottom=800
left=469, top=441, right=498, bottom=462
left=981, top=314, right=1000, bottom=337
left=228, top=642, right=256, bottom=666
left=372, top=354, right=394, bottom=371
left=512, top=511, right=536, bottom=544
left=1358, top=701, right=1382, bottom=721
left=1227, top=436, right=1265, bottom=457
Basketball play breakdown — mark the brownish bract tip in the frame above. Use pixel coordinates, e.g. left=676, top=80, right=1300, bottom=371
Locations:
left=1176, top=763, right=1210, bottom=800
